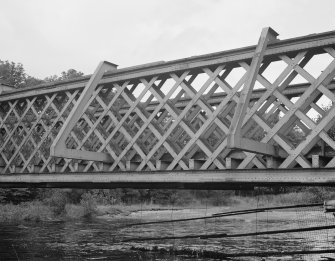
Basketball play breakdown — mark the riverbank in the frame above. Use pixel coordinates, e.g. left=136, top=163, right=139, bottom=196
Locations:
left=0, top=189, right=332, bottom=224
left=96, top=189, right=330, bottom=220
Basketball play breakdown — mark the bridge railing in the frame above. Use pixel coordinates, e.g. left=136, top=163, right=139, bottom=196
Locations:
left=2, top=28, right=335, bottom=173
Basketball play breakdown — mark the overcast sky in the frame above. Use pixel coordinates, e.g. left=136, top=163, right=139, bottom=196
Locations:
left=1, top=0, right=335, bottom=79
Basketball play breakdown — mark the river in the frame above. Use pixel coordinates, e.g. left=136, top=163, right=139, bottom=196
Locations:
left=0, top=206, right=334, bottom=261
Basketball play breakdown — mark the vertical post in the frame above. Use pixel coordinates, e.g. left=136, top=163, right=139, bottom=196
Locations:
left=228, top=27, right=278, bottom=149
left=50, top=61, right=117, bottom=162
left=312, top=155, right=327, bottom=168
left=226, top=157, right=242, bottom=169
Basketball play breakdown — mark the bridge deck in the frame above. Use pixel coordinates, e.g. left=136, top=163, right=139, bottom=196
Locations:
left=1, top=168, right=335, bottom=189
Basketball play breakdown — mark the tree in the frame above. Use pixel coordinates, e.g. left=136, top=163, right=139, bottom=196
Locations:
left=45, top=69, right=84, bottom=82
left=44, top=75, right=58, bottom=82
left=0, top=59, right=49, bottom=88
left=0, top=60, right=26, bottom=88
left=60, top=69, right=84, bottom=80
left=0, top=58, right=85, bottom=88
left=24, top=75, right=45, bottom=87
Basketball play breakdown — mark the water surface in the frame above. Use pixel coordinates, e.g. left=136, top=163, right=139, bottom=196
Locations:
left=1, top=207, right=334, bottom=261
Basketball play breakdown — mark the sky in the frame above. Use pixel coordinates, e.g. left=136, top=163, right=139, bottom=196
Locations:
left=1, top=0, right=335, bottom=79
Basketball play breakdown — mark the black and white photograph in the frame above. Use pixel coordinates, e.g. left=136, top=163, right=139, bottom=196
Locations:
left=1, top=0, right=335, bottom=260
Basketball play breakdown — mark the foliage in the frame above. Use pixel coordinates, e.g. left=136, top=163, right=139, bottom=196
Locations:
left=320, top=104, right=335, bottom=141
left=81, top=189, right=122, bottom=205
left=0, top=201, right=53, bottom=223
left=44, top=69, right=84, bottom=82
left=286, top=126, right=306, bottom=147
left=64, top=204, right=87, bottom=219
left=120, top=189, right=142, bottom=205
left=0, top=60, right=26, bottom=87
left=203, top=190, right=237, bottom=206
left=0, top=58, right=84, bottom=89
left=24, top=75, right=45, bottom=87
left=42, top=189, right=70, bottom=215
left=79, top=192, right=98, bottom=217
left=0, top=187, right=334, bottom=224
left=64, top=202, right=96, bottom=219
left=0, top=188, right=38, bottom=204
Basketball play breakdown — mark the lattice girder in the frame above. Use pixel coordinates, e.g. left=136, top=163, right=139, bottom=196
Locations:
left=50, top=38, right=335, bottom=171
left=0, top=89, right=84, bottom=173
left=1, top=28, right=335, bottom=173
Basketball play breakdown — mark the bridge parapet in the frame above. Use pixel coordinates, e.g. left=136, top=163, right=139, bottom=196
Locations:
left=2, top=28, right=335, bottom=174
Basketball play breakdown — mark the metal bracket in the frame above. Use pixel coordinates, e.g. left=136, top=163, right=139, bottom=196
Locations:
left=227, top=27, right=280, bottom=156
left=50, top=61, right=118, bottom=162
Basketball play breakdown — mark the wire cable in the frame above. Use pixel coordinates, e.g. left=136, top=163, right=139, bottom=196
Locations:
left=122, top=224, right=335, bottom=242
left=124, top=203, right=323, bottom=227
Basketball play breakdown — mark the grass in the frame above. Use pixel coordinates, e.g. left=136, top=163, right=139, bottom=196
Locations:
left=231, top=190, right=332, bottom=210
left=99, top=191, right=329, bottom=217
left=0, top=191, right=98, bottom=222
left=0, top=201, right=54, bottom=223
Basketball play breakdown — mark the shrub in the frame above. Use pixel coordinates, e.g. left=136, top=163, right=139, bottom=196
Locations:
left=0, top=201, right=53, bottom=223
left=20, top=201, right=53, bottom=222
left=171, top=191, right=197, bottom=206
left=64, top=204, right=86, bottom=219
left=80, top=192, right=97, bottom=217
left=43, top=189, right=69, bottom=215
left=0, top=204, right=22, bottom=223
